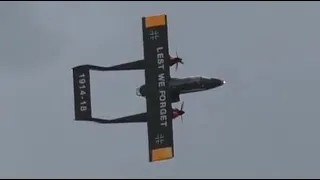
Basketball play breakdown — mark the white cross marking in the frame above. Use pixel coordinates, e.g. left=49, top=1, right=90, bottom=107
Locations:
left=155, top=133, right=164, bottom=145
left=149, top=30, right=159, bottom=40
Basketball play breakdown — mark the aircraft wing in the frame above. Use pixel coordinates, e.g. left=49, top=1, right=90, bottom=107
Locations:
left=142, top=14, right=174, bottom=162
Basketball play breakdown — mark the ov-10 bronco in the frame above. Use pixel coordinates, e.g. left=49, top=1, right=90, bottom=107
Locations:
left=72, top=14, right=226, bottom=163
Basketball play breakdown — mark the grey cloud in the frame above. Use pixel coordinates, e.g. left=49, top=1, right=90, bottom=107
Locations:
left=0, top=2, right=63, bottom=73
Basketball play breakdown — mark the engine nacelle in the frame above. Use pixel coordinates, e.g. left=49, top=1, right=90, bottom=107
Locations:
left=171, top=93, right=180, bottom=103
left=136, top=85, right=146, bottom=97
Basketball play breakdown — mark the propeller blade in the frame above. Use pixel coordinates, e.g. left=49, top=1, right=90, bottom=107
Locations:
left=180, top=101, right=184, bottom=124
left=180, top=101, right=184, bottom=111
left=174, top=48, right=184, bottom=71
left=175, top=62, right=178, bottom=71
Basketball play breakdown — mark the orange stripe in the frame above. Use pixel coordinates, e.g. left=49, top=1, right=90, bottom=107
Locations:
left=151, top=147, right=173, bottom=162
left=145, top=14, right=166, bottom=28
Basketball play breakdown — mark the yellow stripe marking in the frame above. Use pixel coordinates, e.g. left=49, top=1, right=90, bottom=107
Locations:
left=145, top=14, right=166, bottom=28
left=151, top=147, right=173, bottom=162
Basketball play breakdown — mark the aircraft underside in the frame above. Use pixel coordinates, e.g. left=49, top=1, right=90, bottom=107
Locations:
left=72, top=14, right=225, bottom=163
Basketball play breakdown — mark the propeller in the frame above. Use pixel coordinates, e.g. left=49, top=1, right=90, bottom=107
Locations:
left=179, top=101, right=185, bottom=123
left=174, top=50, right=184, bottom=71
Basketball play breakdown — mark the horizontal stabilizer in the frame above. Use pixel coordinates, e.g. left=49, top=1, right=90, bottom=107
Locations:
left=73, top=66, right=92, bottom=120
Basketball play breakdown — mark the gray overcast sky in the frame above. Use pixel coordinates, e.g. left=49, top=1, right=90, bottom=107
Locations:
left=1, top=1, right=320, bottom=178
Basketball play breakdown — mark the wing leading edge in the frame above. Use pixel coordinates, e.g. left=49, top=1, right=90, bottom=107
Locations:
left=142, top=14, right=174, bottom=162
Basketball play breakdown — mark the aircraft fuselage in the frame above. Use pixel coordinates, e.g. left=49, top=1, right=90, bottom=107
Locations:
left=136, top=76, right=225, bottom=102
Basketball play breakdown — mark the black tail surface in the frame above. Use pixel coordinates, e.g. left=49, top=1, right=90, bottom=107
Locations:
left=73, top=66, right=92, bottom=120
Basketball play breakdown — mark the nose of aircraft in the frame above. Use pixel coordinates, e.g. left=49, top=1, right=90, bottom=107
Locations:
left=210, top=78, right=225, bottom=87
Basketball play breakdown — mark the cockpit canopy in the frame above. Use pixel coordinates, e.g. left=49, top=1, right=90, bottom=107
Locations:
left=171, top=76, right=211, bottom=85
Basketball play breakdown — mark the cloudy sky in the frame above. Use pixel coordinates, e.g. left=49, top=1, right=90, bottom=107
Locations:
left=1, top=1, right=320, bottom=178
